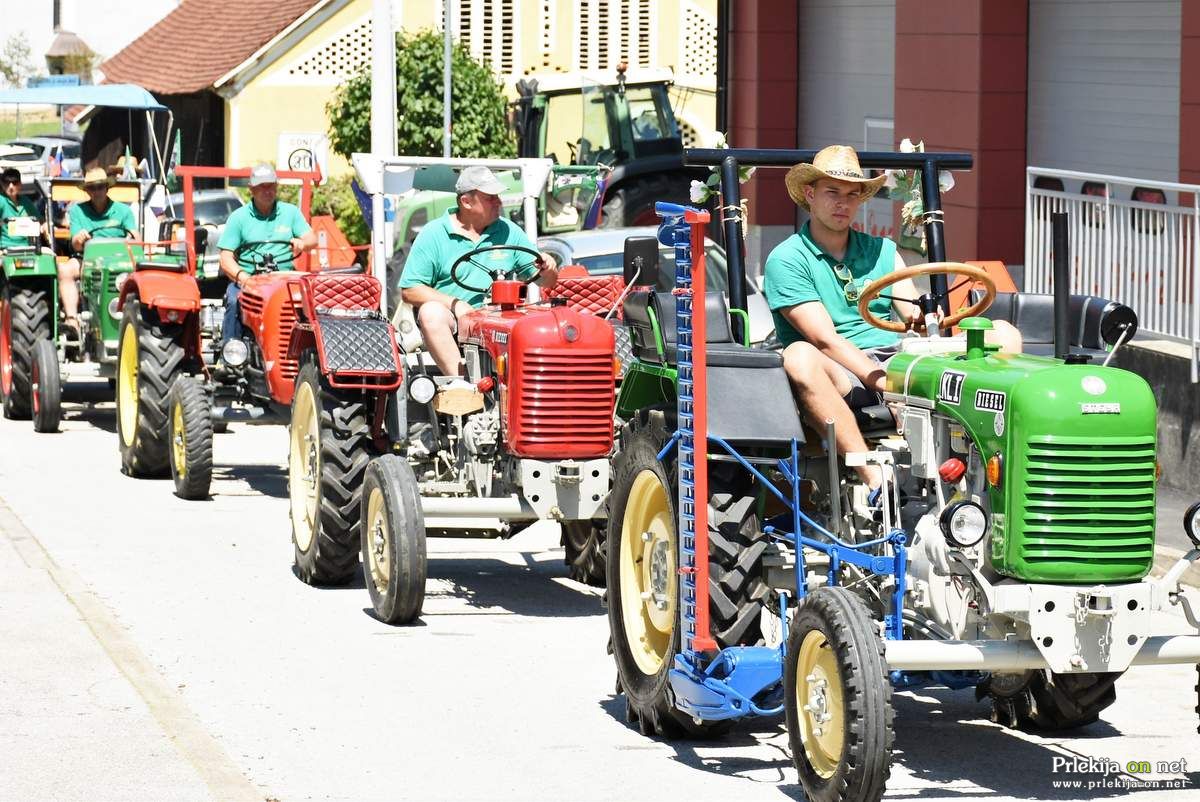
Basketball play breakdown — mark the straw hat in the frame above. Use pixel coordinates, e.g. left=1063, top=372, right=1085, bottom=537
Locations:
left=83, top=167, right=112, bottom=187
left=785, top=145, right=887, bottom=210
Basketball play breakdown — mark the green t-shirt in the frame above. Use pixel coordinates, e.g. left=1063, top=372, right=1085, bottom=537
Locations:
left=69, top=199, right=137, bottom=241
left=217, top=200, right=311, bottom=273
left=763, top=223, right=900, bottom=349
left=399, top=210, right=538, bottom=307
left=0, top=195, right=39, bottom=250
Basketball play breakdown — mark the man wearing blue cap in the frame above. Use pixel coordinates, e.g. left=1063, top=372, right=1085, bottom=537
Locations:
left=400, top=165, right=558, bottom=378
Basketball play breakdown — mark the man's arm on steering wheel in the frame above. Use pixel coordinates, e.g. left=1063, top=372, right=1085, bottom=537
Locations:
left=532, top=251, right=558, bottom=288
left=781, top=302, right=889, bottom=392
left=885, top=251, right=944, bottom=332
left=219, top=248, right=249, bottom=287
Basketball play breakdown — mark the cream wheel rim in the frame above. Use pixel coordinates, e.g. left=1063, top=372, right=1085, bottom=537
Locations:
left=171, top=396, right=187, bottom=478
left=117, top=321, right=138, bottom=448
left=796, top=629, right=846, bottom=779
left=289, top=381, right=320, bottom=552
left=366, top=485, right=390, bottom=594
left=618, top=470, right=676, bottom=676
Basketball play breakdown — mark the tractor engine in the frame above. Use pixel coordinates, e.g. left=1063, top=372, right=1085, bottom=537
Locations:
left=882, top=346, right=1158, bottom=640
left=230, top=274, right=300, bottom=404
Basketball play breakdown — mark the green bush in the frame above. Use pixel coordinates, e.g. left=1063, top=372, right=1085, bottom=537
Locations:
left=275, top=175, right=368, bottom=247
left=326, top=29, right=515, bottom=160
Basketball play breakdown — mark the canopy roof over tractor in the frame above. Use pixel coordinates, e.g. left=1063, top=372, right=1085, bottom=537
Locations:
left=0, top=84, right=167, bottom=110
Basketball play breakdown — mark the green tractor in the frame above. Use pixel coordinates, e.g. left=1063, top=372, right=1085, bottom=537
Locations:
left=513, top=65, right=702, bottom=227
left=0, top=216, right=59, bottom=428
left=604, top=151, right=1200, bottom=802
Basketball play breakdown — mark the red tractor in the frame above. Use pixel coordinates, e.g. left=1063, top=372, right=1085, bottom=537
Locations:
left=288, top=245, right=620, bottom=619
left=116, top=165, right=368, bottom=501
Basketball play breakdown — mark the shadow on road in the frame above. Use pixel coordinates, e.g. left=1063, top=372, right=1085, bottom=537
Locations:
left=422, top=552, right=604, bottom=618
left=596, top=685, right=1188, bottom=800
left=214, top=464, right=287, bottom=498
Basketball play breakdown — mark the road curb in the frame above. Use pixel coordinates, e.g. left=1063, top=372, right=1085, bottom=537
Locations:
left=1152, top=544, right=1200, bottom=588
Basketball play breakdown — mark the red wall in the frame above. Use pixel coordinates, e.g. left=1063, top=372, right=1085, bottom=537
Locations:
left=894, top=1, right=1028, bottom=264
left=727, top=0, right=798, bottom=226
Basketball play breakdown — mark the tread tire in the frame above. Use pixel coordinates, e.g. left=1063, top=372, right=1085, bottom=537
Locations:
left=563, top=520, right=607, bottom=587
left=289, top=358, right=374, bottom=586
left=361, top=454, right=427, bottom=624
left=600, top=174, right=692, bottom=229
left=980, top=670, right=1119, bottom=731
left=2, top=284, right=51, bottom=420
left=31, top=338, right=61, bottom=433
left=117, top=296, right=186, bottom=477
left=168, top=376, right=213, bottom=500
left=786, top=587, right=894, bottom=802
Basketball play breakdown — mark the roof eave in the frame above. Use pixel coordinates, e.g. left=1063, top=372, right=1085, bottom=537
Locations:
left=212, top=0, right=345, bottom=95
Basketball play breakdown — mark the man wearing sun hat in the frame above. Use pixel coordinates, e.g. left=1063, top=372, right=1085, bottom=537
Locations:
left=764, top=145, right=1018, bottom=495
left=61, top=167, right=138, bottom=338
left=399, top=165, right=558, bottom=379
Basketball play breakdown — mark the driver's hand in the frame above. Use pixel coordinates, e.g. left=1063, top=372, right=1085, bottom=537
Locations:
left=906, top=306, right=944, bottom=333
left=290, top=237, right=303, bottom=257
left=535, top=251, right=559, bottom=287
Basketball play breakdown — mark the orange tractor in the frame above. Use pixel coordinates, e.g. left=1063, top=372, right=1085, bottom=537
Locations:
left=116, top=165, right=373, bottom=501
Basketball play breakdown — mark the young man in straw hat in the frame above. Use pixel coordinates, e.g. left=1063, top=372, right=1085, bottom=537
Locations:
left=764, top=144, right=1020, bottom=496
left=62, top=167, right=139, bottom=338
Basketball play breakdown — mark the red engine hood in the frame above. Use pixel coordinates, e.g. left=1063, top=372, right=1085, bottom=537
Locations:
left=461, top=304, right=612, bottom=360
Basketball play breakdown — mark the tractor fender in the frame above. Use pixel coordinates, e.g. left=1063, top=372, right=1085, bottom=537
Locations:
left=119, top=270, right=201, bottom=321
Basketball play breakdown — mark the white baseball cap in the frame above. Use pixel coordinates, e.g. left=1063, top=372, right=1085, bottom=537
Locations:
left=249, top=163, right=278, bottom=187
left=455, top=165, right=505, bottom=196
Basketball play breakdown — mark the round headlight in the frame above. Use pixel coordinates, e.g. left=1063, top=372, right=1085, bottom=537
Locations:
left=939, top=500, right=989, bottom=548
left=1184, top=501, right=1200, bottom=548
left=107, top=297, right=121, bottom=319
left=409, top=375, right=436, bottom=404
left=114, top=272, right=131, bottom=292
left=221, top=338, right=249, bottom=368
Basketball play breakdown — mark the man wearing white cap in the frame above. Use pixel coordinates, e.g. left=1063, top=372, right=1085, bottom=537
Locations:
left=399, top=165, right=558, bottom=378
left=217, top=163, right=316, bottom=343
left=764, top=145, right=1020, bottom=498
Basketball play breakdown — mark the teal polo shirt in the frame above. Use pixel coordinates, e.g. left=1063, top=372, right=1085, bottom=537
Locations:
left=0, top=195, right=38, bottom=250
left=399, top=209, right=538, bottom=307
left=763, top=223, right=900, bottom=349
left=68, top=199, right=137, bottom=240
left=217, top=200, right=310, bottom=273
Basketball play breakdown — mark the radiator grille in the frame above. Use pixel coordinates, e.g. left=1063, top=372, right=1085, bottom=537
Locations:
left=513, top=347, right=613, bottom=456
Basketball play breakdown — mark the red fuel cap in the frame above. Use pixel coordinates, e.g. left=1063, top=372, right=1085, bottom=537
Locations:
left=476, top=376, right=495, bottom=393
left=939, top=457, right=967, bottom=484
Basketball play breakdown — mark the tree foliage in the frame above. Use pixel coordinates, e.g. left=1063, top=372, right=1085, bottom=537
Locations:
left=327, top=29, right=515, bottom=160
left=0, top=34, right=35, bottom=88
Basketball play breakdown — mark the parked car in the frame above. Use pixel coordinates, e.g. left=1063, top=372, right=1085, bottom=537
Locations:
left=6, top=136, right=82, bottom=176
left=537, top=226, right=775, bottom=344
left=167, top=189, right=244, bottom=278
left=0, top=144, right=44, bottom=184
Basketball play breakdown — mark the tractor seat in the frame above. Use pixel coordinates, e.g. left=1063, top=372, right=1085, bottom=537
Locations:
left=624, top=288, right=781, bottom=367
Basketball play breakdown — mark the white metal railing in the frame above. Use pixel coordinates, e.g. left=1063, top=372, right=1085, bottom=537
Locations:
left=1025, top=166, right=1200, bottom=381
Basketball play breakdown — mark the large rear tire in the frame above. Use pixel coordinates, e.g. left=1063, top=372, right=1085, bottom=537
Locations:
left=785, top=587, right=894, bottom=802
left=288, top=359, right=374, bottom=586
left=116, top=296, right=186, bottom=477
left=1, top=284, right=51, bottom=420
left=979, top=670, right=1119, bottom=731
left=362, top=454, right=427, bottom=624
left=168, top=376, right=213, bottom=500
left=563, top=520, right=606, bottom=587
left=31, top=338, right=61, bottom=433
left=607, top=409, right=766, bottom=739
left=600, top=174, right=693, bottom=228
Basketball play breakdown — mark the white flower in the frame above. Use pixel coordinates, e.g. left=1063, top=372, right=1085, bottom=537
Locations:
left=938, top=170, right=956, bottom=193
left=712, top=131, right=728, bottom=149
left=883, top=170, right=899, bottom=190
left=899, top=137, right=916, bottom=153
left=690, top=180, right=709, bottom=204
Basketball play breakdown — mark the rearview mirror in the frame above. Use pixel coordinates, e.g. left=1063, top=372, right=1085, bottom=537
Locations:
left=623, top=236, right=658, bottom=286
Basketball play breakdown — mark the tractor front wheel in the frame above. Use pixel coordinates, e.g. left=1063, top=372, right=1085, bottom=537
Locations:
left=361, top=454, right=427, bottom=624
left=116, top=296, right=186, bottom=477
left=980, top=670, right=1119, bottom=731
left=31, top=338, right=61, bottom=433
left=785, top=586, right=894, bottom=802
left=2, top=284, right=51, bottom=419
left=562, top=520, right=606, bottom=587
left=168, top=376, right=213, bottom=500
left=288, top=359, right=374, bottom=586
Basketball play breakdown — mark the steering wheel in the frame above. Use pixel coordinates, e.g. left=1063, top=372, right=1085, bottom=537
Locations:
left=235, top=239, right=296, bottom=273
left=856, top=262, right=997, bottom=333
left=449, top=245, right=542, bottom=295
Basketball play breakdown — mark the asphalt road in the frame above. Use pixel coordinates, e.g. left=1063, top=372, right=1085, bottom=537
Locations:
left=1, top=378, right=1198, bottom=802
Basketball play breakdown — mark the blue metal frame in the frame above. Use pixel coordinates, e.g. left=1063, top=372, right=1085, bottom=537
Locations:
left=651, top=203, right=919, bottom=725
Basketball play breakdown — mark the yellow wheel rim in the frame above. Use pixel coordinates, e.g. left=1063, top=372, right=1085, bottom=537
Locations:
left=795, top=629, right=846, bottom=779
left=366, top=485, right=390, bottom=594
left=117, top=320, right=138, bottom=448
left=171, top=396, right=187, bottom=479
left=288, top=381, right=320, bottom=552
left=618, top=470, right=676, bottom=676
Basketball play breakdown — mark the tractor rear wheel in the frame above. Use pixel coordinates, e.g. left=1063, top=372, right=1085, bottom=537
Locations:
left=607, top=409, right=766, bottom=739
left=600, top=174, right=693, bottom=228
left=289, top=359, right=374, bottom=586
left=562, top=520, right=606, bottom=587
left=980, top=670, right=1119, bottom=731
left=31, top=338, right=61, bottom=433
left=117, top=296, right=186, bottom=477
left=1, top=284, right=51, bottom=420
left=168, top=376, right=213, bottom=500
left=785, top=587, right=894, bottom=802
left=361, top=454, right=427, bottom=624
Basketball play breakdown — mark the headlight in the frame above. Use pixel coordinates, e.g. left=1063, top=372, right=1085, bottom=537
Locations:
left=115, top=272, right=131, bottom=292
left=409, top=375, right=436, bottom=404
left=940, top=500, right=989, bottom=548
left=1184, top=501, right=1200, bottom=548
left=221, top=338, right=249, bottom=368
left=107, top=298, right=121, bottom=319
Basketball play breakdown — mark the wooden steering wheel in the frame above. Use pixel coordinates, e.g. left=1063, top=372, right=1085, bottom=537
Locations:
left=856, top=262, right=997, bottom=333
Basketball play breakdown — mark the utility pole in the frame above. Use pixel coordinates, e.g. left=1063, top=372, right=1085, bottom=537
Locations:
left=370, top=0, right=396, bottom=314
left=443, top=0, right=453, bottom=157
